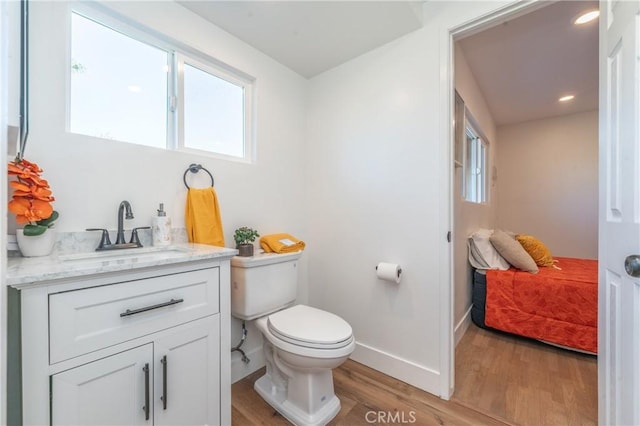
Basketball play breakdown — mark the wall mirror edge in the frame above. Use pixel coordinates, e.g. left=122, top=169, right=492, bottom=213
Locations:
left=16, top=0, right=29, bottom=161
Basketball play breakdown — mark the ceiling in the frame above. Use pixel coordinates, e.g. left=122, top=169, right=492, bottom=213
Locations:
left=179, top=1, right=598, bottom=126
left=457, top=1, right=599, bottom=126
left=179, top=1, right=425, bottom=79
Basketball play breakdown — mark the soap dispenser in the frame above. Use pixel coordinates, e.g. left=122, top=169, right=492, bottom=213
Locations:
left=152, top=203, right=172, bottom=246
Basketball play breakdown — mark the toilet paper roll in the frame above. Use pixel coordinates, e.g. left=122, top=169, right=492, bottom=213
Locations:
left=376, top=262, right=402, bottom=284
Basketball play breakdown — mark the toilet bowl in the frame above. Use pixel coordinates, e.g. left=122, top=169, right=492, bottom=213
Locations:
left=230, top=252, right=355, bottom=425
left=253, top=305, right=355, bottom=426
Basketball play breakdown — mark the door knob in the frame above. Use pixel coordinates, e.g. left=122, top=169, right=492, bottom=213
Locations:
left=625, top=255, right=640, bottom=278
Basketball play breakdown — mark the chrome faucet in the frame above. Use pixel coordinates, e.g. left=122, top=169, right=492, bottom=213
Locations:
left=115, top=200, right=134, bottom=245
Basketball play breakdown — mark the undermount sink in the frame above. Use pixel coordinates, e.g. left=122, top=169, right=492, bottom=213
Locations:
left=58, top=246, right=192, bottom=262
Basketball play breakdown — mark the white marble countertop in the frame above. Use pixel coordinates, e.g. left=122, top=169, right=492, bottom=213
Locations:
left=7, top=243, right=238, bottom=287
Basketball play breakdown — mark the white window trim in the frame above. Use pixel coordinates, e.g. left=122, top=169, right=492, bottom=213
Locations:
left=67, top=2, right=255, bottom=163
left=462, top=110, right=489, bottom=205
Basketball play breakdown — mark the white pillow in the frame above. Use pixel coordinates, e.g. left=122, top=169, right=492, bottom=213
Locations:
left=468, top=229, right=511, bottom=270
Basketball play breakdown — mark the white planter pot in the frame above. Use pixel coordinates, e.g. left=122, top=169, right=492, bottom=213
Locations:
left=16, top=229, right=56, bottom=257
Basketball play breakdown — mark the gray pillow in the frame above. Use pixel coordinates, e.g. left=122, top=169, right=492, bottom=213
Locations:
left=489, top=230, right=538, bottom=274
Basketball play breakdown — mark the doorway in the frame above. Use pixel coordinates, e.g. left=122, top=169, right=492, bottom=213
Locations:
left=449, top=2, right=599, bottom=423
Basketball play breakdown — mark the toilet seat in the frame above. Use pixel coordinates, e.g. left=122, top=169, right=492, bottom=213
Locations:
left=267, top=305, right=353, bottom=349
left=256, top=305, right=355, bottom=359
left=267, top=305, right=353, bottom=350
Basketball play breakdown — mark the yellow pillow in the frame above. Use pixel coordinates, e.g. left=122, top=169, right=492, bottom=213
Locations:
left=515, top=234, right=554, bottom=267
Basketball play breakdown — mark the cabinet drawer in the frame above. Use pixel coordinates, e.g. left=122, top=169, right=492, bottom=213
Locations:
left=49, top=268, right=219, bottom=364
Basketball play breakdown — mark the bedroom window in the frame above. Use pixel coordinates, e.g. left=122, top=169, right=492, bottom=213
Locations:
left=69, top=9, right=253, bottom=162
left=464, top=121, right=488, bottom=204
left=454, top=92, right=489, bottom=204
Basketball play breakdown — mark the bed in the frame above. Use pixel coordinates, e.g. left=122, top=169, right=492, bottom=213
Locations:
left=471, top=257, right=598, bottom=354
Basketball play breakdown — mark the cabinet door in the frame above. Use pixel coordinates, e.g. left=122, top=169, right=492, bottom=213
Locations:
left=154, top=316, right=220, bottom=426
left=51, top=344, right=153, bottom=426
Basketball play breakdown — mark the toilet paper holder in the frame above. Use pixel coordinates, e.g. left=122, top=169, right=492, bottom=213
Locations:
left=375, top=264, right=402, bottom=277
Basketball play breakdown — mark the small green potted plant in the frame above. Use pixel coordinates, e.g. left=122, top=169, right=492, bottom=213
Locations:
left=234, top=227, right=259, bottom=257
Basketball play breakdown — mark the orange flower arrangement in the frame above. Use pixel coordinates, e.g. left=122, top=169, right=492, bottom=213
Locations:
left=8, top=158, right=59, bottom=236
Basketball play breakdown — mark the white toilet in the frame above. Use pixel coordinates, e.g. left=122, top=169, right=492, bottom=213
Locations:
left=231, top=251, right=355, bottom=426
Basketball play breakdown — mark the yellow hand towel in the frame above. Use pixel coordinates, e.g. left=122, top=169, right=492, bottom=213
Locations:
left=260, top=233, right=305, bottom=254
left=185, top=187, right=225, bottom=247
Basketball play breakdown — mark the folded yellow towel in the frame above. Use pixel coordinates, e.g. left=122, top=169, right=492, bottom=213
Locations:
left=260, top=233, right=305, bottom=254
left=185, top=187, right=225, bottom=247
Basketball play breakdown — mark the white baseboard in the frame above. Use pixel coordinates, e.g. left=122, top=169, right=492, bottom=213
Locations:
left=231, top=345, right=265, bottom=384
left=351, top=341, right=441, bottom=396
left=454, top=305, right=472, bottom=347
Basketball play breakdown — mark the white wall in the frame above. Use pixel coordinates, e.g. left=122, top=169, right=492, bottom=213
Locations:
left=19, top=0, right=519, bottom=398
left=453, top=45, right=498, bottom=345
left=6, top=0, right=18, bottom=131
left=26, top=1, right=309, bottom=381
left=496, top=110, right=598, bottom=259
left=307, top=0, right=510, bottom=396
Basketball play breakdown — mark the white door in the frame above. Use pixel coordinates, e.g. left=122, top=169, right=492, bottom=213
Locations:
left=599, top=1, right=640, bottom=424
left=154, top=316, right=220, bottom=426
left=51, top=344, right=153, bottom=426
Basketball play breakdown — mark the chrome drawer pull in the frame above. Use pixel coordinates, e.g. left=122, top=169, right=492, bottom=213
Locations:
left=120, top=298, right=184, bottom=317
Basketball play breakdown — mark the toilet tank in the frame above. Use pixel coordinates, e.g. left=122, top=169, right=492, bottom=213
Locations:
left=230, top=251, right=302, bottom=320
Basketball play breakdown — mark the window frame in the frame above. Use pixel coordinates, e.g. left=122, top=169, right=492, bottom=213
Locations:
left=68, top=3, right=255, bottom=163
left=462, top=112, right=489, bottom=205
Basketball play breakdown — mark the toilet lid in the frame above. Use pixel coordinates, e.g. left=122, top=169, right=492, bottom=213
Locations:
left=267, top=305, right=353, bottom=348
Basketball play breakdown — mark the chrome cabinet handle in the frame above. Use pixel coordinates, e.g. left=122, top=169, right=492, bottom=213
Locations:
left=143, top=363, right=150, bottom=421
left=120, top=298, right=184, bottom=317
left=160, top=355, right=168, bottom=410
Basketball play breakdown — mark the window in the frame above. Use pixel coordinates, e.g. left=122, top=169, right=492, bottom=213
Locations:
left=464, top=121, right=488, bottom=203
left=70, top=13, right=168, bottom=148
left=454, top=92, right=489, bottom=204
left=69, top=9, right=253, bottom=161
left=182, top=61, right=245, bottom=158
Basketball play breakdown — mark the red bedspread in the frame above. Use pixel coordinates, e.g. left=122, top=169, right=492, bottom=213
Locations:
left=485, top=257, right=598, bottom=353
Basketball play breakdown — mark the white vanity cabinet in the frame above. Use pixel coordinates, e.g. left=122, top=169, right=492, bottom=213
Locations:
left=10, top=254, right=233, bottom=426
left=51, top=317, right=219, bottom=426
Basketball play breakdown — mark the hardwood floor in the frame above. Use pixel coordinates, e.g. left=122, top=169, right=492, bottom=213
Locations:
left=453, top=324, right=598, bottom=426
left=233, top=359, right=509, bottom=426
left=232, top=324, right=597, bottom=425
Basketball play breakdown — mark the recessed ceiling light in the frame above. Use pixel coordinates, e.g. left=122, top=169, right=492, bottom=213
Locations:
left=127, top=85, right=142, bottom=93
left=575, top=10, right=600, bottom=25
left=559, top=95, right=575, bottom=102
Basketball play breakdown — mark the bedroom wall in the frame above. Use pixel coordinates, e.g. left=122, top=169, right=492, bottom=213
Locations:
left=453, top=45, right=498, bottom=345
left=496, top=110, right=598, bottom=259
left=27, top=0, right=309, bottom=383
